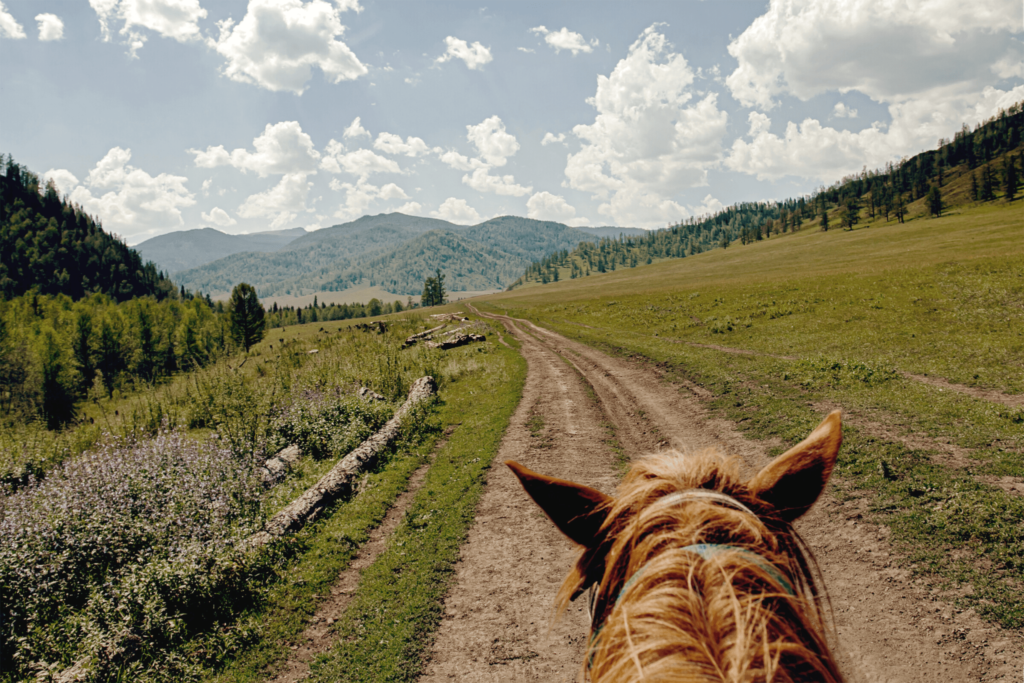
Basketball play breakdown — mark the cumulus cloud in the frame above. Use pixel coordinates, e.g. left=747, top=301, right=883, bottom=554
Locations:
left=431, top=197, right=481, bottom=224
left=690, top=194, right=724, bottom=218
left=90, top=0, right=206, bottom=57
left=374, top=132, right=431, bottom=157
left=541, top=132, right=566, bottom=146
left=395, top=201, right=422, bottom=215
left=726, top=0, right=1021, bottom=110
left=189, top=121, right=321, bottom=177
left=526, top=191, right=589, bottom=226
left=727, top=84, right=1024, bottom=181
left=564, top=25, right=729, bottom=227
left=35, top=13, right=63, bottom=41
left=0, top=2, right=25, bottom=39
left=329, top=179, right=411, bottom=220
left=462, top=167, right=532, bottom=197
left=435, top=36, right=492, bottom=70
left=466, top=115, right=519, bottom=167
left=832, top=102, right=857, bottom=118
left=202, top=206, right=237, bottom=226
left=46, top=148, right=195, bottom=240
left=322, top=147, right=401, bottom=179
left=343, top=116, right=370, bottom=139
left=210, top=0, right=367, bottom=94
left=437, top=150, right=484, bottom=172
left=237, top=172, right=312, bottom=228
left=42, top=169, right=79, bottom=196
left=530, top=25, right=598, bottom=55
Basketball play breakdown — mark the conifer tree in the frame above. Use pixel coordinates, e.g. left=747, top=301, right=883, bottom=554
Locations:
left=229, top=283, right=266, bottom=352
left=926, top=185, right=943, bottom=217
left=1003, top=155, right=1018, bottom=202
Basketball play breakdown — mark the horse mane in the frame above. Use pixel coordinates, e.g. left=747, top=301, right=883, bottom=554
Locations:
left=556, top=449, right=844, bottom=683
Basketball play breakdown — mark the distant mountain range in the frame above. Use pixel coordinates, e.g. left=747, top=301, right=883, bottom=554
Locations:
left=135, top=226, right=307, bottom=273
left=161, top=213, right=645, bottom=298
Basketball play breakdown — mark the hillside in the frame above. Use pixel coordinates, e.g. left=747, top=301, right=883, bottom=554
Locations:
left=173, top=213, right=613, bottom=298
left=0, top=155, right=175, bottom=302
left=134, top=226, right=306, bottom=274
left=512, top=102, right=1023, bottom=288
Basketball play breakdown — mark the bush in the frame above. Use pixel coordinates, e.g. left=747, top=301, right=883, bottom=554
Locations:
left=272, top=391, right=395, bottom=460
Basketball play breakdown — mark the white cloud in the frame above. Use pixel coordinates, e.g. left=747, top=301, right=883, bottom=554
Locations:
left=42, top=169, right=79, bottom=196
left=343, top=116, right=370, bottom=139
left=517, top=46, right=535, bottom=54
left=466, top=115, right=519, bottom=167
left=0, top=2, right=25, bottom=39
left=201, top=178, right=212, bottom=195
left=90, top=0, right=207, bottom=57
left=210, top=0, right=367, bottom=94
left=438, top=150, right=484, bottom=172
left=726, top=0, right=1021, bottom=110
left=54, top=147, right=196, bottom=240
left=462, top=168, right=532, bottom=197
left=189, top=121, right=321, bottom=177
left=541, top=132, right=566, bottom=146
left=727, top=84, right=1024, bottom=182
left=329, top=179, right=411, bottom=220
left=202, top=206, right=237, bottom=226
left=237, top=172, right=312, bottom=228
left=690, top=193, right=724, bottom=218
left=526, top=191, right=589, bottom=226
left=435, top=36, right=492, bottom=70
left=530, top=25, right=598, bottom=56
left=833, top=102, right=858, bottom=118
left=395, top=201, right=422, bottom=215
left=322, top=147, right=401, bottom=179
left=374, top=132, right=430, bottom=157
left=35, top=13, right=63, bottom=41
left=564, top=25, right=729, bottom=227
left=431, top=197, right=481, bottom=224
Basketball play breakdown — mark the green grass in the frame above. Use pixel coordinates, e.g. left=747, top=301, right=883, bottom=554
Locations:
left=476, top=199, right=1024, bottom=629
left=202, top=321, right=526, bottom=683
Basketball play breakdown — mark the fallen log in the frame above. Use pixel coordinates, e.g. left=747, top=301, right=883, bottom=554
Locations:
left=425, top=333, right=486, bottom=350
left=403, top=323, right=448, bottom=348
left=244, top=375, right=437, bottom=549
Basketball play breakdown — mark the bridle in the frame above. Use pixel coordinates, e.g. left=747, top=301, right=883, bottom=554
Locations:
left=587, top=488, right=796, bottom=632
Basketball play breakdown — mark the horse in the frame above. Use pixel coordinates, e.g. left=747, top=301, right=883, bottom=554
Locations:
left=506, top=411, right=845, bottom=682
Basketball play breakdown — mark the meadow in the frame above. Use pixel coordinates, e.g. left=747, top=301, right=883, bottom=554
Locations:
left=0, top=311, right=524, bottom=683
left=478, top=198, right=1024, bottom=629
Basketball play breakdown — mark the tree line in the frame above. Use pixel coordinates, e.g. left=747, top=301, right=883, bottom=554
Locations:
left=1, top=155, right=177, bottom=302
left=514, top=101, right=1023, bottom=288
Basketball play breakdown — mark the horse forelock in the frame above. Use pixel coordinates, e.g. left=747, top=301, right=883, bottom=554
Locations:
left=556, top=448, right=843, bottom=683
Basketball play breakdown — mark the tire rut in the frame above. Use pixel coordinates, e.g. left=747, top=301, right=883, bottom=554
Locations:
left=423, top=307, right=1024, bottom=683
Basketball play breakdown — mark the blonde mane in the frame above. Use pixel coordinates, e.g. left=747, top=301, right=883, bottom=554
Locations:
left=558, top=449, right=844, bottom=683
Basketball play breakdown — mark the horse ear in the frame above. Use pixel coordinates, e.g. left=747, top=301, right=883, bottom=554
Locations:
left=506, top=461, right=612, bottom=548
left=749, top=411, right=842, bottom=523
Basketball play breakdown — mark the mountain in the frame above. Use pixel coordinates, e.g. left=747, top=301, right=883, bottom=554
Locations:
left=578, top=226, right=648, bottom=239
left=171, top=213, right=614, bottom=298
left=134, top=226, right=307, bottom=274
left=0, top=156, right=175, bottom=302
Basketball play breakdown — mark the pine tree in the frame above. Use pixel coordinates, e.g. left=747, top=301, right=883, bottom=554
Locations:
left=926, top=184, right=943, bottom=217
left=970, top=171, right=979, bottom=201
left=820, top=209, right=829, bottom=232
left=980, top=165, right=996, bottom=201
left=1003, top=155, right=1018, bottom=202
left=229, top=283, right=266, bottom=352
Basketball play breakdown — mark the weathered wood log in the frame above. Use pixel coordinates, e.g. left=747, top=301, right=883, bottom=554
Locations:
left=243, top=375, right=437, bottom=549
left=260, top=444, right=303, bottom=485
left=425, top=333, right=486, bottom=350
left=403, top=323, right=448, bottom=348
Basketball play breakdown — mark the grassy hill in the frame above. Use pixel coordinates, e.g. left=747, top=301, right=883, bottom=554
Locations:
left=476, top=196, right=1024, bottom=629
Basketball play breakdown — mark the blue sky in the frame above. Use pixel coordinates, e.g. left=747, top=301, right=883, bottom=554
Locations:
left=1, top=0, right=1021, bottom=243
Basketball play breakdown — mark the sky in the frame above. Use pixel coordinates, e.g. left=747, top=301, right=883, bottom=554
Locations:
left=1, top=0, right=1021, bottom=245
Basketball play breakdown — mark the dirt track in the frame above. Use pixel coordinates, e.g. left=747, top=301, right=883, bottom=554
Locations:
left=419, top=309, right=1024, bottom=682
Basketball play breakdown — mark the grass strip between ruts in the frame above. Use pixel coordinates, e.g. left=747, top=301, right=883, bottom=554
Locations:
left=304, top=332, right=527, bottom=682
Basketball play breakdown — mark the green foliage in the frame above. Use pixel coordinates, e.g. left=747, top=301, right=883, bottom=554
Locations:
left=926, top=184, right=943, bottom=217
left=0, top=154, right=175, bottom=302
left=420, top=268, right=446, bottom=307
left=229, top=283, right=266, bottom=352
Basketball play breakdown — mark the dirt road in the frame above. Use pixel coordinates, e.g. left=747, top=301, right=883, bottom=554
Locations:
left=419, top=309, right=1023, bottom=682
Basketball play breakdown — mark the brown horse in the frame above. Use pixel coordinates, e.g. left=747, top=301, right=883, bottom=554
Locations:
left=507, top=411, right=845, bottom=682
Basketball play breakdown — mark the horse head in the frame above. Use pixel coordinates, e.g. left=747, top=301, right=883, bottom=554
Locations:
left=507, top=411, right=845, bottom=682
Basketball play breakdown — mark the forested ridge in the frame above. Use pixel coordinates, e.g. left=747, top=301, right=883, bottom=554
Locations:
left=0, top=155, right=176, bottom=302
left=514, top=102, right=1023, bottom=288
